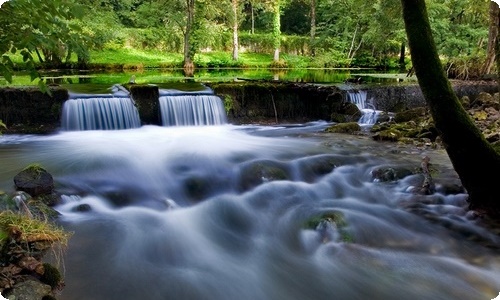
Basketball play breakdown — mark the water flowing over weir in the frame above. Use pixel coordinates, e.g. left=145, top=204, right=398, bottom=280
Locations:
left=159, top=94, right=227, bottom=126
left=347, top=90, right=380, bottom=125
left=1, top=124, right=500, bottom=300
left=61, top=96, right=141, bottom=131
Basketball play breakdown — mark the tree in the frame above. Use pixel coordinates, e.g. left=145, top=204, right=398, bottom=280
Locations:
left=271, top=0, right=281, bottom=62
left=483, top=1, right=499, bottom=75
left=401, top=0, right=500, bottom=217
left=184, top=0, right=195, bottom=74
left=0, top=0, right=86, bottom=86
left=310, top=0, right=316, bottom=56
left=231, top=0, right=240, bottom=61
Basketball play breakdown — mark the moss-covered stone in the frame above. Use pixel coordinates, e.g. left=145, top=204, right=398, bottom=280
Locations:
left=303, top=211, right=353, bottom=243
left=40, top=263, right=63, bottom=289
left=238, top=160, right=289, bottom=191
left=393, top=107, right=427, bottom=123
left=325, top=122, right=361, bottom=134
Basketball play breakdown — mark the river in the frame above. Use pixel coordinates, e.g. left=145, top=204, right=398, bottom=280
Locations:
left=1, top=122, right=499, bottom=300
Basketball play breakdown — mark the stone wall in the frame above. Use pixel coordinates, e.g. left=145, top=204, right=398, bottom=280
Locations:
left=208, top=82, right=342, bottom=124
left=0, top=87, right=69, bottom=134
left=358, top=80, right=499, bottom=112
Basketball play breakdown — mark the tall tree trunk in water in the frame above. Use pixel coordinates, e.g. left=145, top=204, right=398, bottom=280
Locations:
left=272, top=0, right=281, bottom=62
left=310, top=0, right=316, bottom=57
left=401, top=0, right=500, bottom=217
left=232, top=0, right=239, bottom=61
left=483, top=1, right=499, bottom=75
left=183, top=0, right=195, bottom=76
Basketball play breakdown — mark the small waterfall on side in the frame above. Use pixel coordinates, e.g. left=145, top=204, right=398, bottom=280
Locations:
left=61, top=97, right=141, bottom=131
left=347, top=90, right=380, bottom=125
left=159, top=94, right=227, bottom=126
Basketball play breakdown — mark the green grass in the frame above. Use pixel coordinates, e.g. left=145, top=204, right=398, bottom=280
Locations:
left=89, top=48, right=183, bottom=68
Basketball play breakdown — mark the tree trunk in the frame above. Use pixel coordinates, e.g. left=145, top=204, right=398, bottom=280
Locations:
left=183, top=0, right=195, bottom=73
left=272, top=0, right=281, bottom=62
left=496, top=7, right=500, bottom=92
left=483, top=1, right=499, bottom=75
left=401, top=0, right=500, bottom=216
left=232, top=0, right=239, bottom=61
left=250, top=1, right=255, bottom=35
left=310, top=0, right=316, bottom=57
left=399, top=41, right=405, bottom=72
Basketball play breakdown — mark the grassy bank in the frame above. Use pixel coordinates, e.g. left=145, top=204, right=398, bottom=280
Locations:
left=7, top=48, right=315, bottom=71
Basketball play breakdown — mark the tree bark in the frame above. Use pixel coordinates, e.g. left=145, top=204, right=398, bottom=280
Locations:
left=483, top=1, right=499, bottom=75
left=183, top=0, right=195, bottom=73
left=401, top=0, right=500, bottom=216
left=272, top=0, right=281, bottom=62
left=399, top=42, right=405, bottom=72
left=310, top=0, right=316, bottom=57
left=232, top=0, right=239, bottom=61
left=497, top=7, right=500, bottom=92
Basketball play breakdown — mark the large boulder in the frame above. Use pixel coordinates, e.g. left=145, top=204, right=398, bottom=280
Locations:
left=14, top=165, right=54, bottom=197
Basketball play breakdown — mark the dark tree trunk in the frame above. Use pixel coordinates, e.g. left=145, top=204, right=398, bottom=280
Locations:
left=401, top=0, right=500, bottom=216
left=399, top=42, right=405, bottom=72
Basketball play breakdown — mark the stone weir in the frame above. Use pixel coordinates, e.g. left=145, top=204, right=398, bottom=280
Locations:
left=0, top=80, right=498, bottom=134
left=0, top=86, right=68, bottom=134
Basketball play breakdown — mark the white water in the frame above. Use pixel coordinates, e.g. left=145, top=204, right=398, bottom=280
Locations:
left=61, top=97, right=141, bottom=131
left=347, top=91, right=381, bottom=125
left=159, top=95, right=227, bottom=126
left=0, top=125, right=499, bottom=300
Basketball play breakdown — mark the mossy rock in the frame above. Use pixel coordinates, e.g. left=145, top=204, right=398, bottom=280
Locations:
left=330, top=112, right=347, bottom=123
left=371, top=166, right=414, bottom=182
left=325, top=122, right=361, bottom=134
left=393, top=107, right=427, bottom=123
left=303, top=211, right=353, bottom=243
left=372, top=128, right=402, bottom=142
left=239, top=160, right=289, bottom=191
left=14, top=165, right=54, bottom=197
left=40, top=263, right=63, bottom=289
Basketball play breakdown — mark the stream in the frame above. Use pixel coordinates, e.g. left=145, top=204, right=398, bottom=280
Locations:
left=1, top=122, right=499, bottom=300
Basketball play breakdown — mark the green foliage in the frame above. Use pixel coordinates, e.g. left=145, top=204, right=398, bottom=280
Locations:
left=0, top=0, right=88, bottom=85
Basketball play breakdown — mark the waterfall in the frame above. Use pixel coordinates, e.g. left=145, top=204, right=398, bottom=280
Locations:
left=61, top=97, right=141, bottom=131
left=347, top=91, right=380, bottom=125
left=159, top=95, right=227, bottom=126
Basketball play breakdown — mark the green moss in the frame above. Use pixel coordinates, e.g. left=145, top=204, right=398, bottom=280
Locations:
left=41, top=263, right=63, bottom=289
left=223, top=94, right=234, bottom=113
left=22, top=163, right=46, bottom=177
left=325, top=122, right=361, bottom=134
left=304, top=212, right=353, bottom=242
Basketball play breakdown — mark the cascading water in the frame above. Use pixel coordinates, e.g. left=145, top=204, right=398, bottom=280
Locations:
left=61, top=96, right=141, bottom=131
left=347, top=90, right=380, bottom=125
left=159, top=94, right=227, bottom=126
left=1, top=124, right=499, bottom=300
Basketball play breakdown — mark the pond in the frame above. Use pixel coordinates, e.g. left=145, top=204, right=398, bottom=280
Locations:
left=0, top=68, right=416, bottom=94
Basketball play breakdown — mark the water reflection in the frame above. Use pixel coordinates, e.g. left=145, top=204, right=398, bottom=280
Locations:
left=1, top=68, right=415, bottom=91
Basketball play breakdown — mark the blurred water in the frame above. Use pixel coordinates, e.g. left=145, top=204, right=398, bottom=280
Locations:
left=0, top=124, right=499, bottom=300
